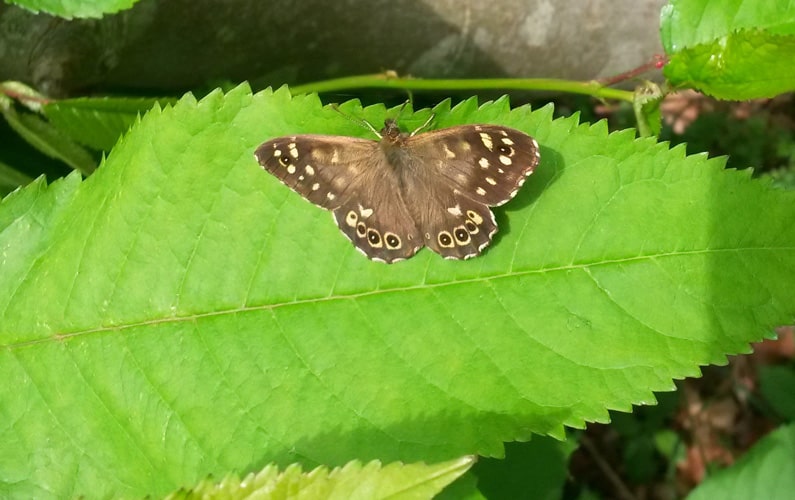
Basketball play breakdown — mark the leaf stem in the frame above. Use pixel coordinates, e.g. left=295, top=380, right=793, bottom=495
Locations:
left=288, top=73, right=635, bottom=102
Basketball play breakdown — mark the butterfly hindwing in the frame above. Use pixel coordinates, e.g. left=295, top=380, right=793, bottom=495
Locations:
left=419, top=194, right=498, bottom=260
left=332, top=193, right=423, bottom=263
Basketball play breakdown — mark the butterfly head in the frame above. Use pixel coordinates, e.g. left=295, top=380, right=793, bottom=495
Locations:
left=380, top=119, right=404, bottom=143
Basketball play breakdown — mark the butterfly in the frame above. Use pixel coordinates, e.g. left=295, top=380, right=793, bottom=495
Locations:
left=255, top=117, right=540, bottom=263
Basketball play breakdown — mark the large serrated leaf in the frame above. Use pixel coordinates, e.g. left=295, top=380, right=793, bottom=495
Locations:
left=1, top=84, right=793, bottom=498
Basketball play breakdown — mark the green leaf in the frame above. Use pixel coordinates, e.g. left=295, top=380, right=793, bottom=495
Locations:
left=687, top=424, right=795, bottom=500
left=6, top=0, right=140, bottom=19
left=664, top=29, right=795, bottom=99
left=43, top=97, right=166, bottom=152
left=759, top=364, right=795, bottom=420
left=660, top=0, right=795, bottom=53
left=473, top=438, right=576, bottom=500
left=0, top=161, right=35, bottom=197
left=1, top=106, right=96, bottom=175
left=633, top=80, right=663, bottom=137
left=1, top=84, right=794, bottom=498
left=164, top=456, right=475, bottom=500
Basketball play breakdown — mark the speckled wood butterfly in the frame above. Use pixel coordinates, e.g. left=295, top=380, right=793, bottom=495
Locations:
left=255, top=118, right=540, bottom=263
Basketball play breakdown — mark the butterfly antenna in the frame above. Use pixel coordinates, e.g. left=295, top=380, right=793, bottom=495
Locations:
left=410, top=113, right=435, bottom=137
left=330, top=103, right=382, bottom=139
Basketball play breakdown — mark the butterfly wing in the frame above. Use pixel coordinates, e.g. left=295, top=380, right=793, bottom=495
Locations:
left=398, top=124, right=540, bottom=259
left=255, top=135, right=423, bottom=263
left=256, top=135, right=374, bottom=210
left=406, top=124, right=540, bottom=206
left=406, top=182, right=499, bottom=259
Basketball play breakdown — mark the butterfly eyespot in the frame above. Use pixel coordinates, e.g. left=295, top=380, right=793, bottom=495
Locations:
left=279, top=155, right=292, bottom=167
left=437, top=231, right=454, bottom=248
left=367, top=228, right=383, bottom=247
left=498, top=145, right=514, bottom=156
left=466, top=210, right=484, bottom=225
left=356, top=222, right=367, bottom=237
left=384, top=232, right=401, bottom=249
left=465, top=220, right=478, bottom=233
left=345, top=211, right=358, bottom=227
left=454, top=226, right=471, bottom=245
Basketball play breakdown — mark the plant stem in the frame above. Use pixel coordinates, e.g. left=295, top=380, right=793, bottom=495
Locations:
left=289, top=74, right=635, bottom=102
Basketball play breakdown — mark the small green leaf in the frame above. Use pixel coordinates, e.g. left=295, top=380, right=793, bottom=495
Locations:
left=0, top=161, right=35, bottom=196
left=688, top=424, right=795, bottom=500
left=660, top=0, right=795, bottom=53
left=1, top=106, right=96, bottom=175
left=759, top=364, right=795, bottom=420
left=6, top=0, right=140, bottom=19
left=633, top=80, right=663, bottom=137
left=43, top=97, right=166, bottom=152
left=164, top=456, right=475, bottom=500
left=664, top=29, right=795, bottom=99
left=473, top=438, right=576, bottom=500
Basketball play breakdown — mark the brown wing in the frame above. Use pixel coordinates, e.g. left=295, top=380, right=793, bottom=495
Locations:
left=255, top=135, right=377, bottom=209
left=255, top=135, right=423, bottom=263
left=404, top=124, right=540, bottom=206
left=396, top=124, right=539, bottom=259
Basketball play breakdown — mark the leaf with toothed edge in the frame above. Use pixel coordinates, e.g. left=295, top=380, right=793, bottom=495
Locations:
left=0, top=84, right=794, bottom=499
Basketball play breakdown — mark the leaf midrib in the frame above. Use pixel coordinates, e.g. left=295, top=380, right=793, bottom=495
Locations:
left=4, top=246, right=786, bottom=350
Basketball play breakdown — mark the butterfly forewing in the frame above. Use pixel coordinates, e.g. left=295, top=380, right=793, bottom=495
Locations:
left=405, top=124, right=540, bottom=206
left=255, top=135, right=378, bottom=209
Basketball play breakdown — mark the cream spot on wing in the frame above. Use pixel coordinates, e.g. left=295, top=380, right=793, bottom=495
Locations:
left=476, top=187, right=487, bottom=196
left=479, top=133, right=493, bottom=151
left=499, top=155, right=512, bottom=165
left=479, top=157, right=490, bottom=169
left=305, top=165, right=315, bottom=176
left=298, top=175, right=304, bottom=181
left=499, top=130, right=508, bottom=136
left=287, top=165, right=296, bottom=174
left=498, top=168, right=505, bottom=174
left=312, top=183, right=320, bottom=191
left=456, top=173, right=468, bottom=183
left=447, top=205, right=462, bottom=216
left=273, top=149, right=282, bottom=157
left=501, top=137, right=514, bottom=145
left=359, top=205, right=374, bottom=218
left=486, top=177, right=496, bottom=185
left=444, top=145, right=456, bottom=159
left=466, top=210, right=483, bottom=224
left=331, top=150, right=340, bottom=164
left=460, top=141, right=472, bottom=152
left=327, top=192, right=336, bottom=201
left=288, top=143, right=299, bottom=158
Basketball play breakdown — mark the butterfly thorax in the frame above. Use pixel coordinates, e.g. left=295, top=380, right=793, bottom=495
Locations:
left=379, top=119, right=415, bottom=172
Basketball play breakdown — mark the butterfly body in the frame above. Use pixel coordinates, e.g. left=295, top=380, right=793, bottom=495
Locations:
left=255, top=119, right=540, bottom=263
